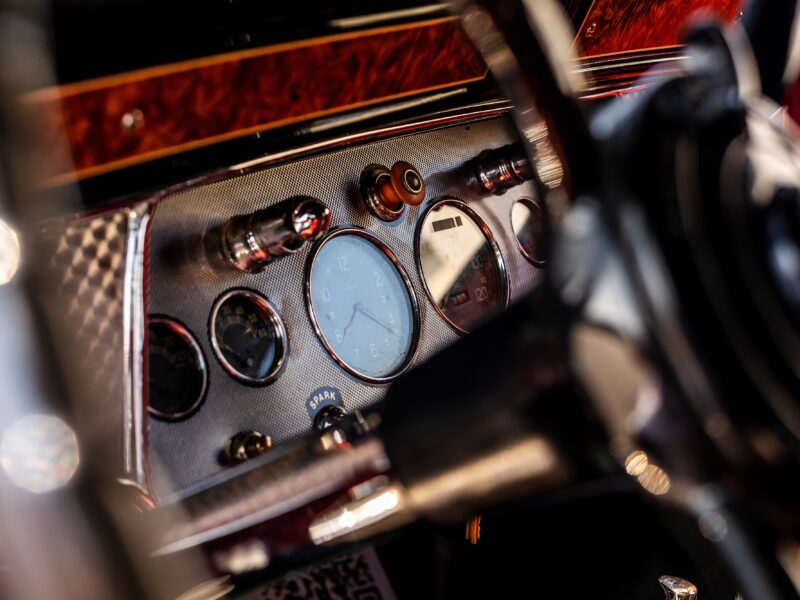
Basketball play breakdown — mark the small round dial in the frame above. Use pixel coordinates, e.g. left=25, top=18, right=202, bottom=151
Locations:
left=210, top=289, right=287, bottom=385
left=306, top=228, right=419, bottom=382
left=148, top=317, right=207, bottom=420
left=511, top=197, right=546, bottom=265
left=416, top=198, right=508, bottom=333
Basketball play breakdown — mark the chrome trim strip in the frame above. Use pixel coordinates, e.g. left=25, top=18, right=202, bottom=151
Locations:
left=209, top=289, right=288, bottom=386
left=575, top=55, right=687, bottom=74
left=570, top=47, right=689, bottom=100
left=123, top=201, right=153, bottom=484
left=304, top=226, right=421, bottom=384
left=580, top=84, right=651, bottom=101
left=328, top=4, right=451, bottom=28
left=576, top=48, right=683, bottom=67
left=299, top=87, right=469, bottom=134
left=414, top=196, right=509, bottom=334
left=231, top=103, right=510, bottom=172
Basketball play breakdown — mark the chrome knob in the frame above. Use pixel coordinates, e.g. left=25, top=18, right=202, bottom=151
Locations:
left=223, top=431, right=274, bottom=465
left=473, top=142, right=533, bottom=195
left=659, top=575, right=698, bottom=600
left=360, top=160, right=426, bottom=222
left=219, top=196, right=330, bottom=273
left=314, top=405, right=346, bottom=431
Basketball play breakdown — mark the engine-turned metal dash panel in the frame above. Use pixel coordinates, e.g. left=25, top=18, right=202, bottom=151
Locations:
left=148, top=117, right=544, bottom=495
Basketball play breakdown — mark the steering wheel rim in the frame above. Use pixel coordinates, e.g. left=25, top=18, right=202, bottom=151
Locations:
left=455, top=2, right=800, bottom=599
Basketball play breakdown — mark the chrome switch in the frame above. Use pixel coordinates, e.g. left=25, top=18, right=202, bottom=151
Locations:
left=223, top=431, right=274, bottom=465
left=473, top=142, right=533, bottom=195
left=659, top=575, right=698, bottom=600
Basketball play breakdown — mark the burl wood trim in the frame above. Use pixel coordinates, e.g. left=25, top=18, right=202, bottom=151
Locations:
left=25, top=17, right=487, bottom=183
left=576, top=0, right=743, bottom=58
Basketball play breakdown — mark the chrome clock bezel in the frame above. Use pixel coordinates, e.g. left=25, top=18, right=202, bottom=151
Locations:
left=209, top=288, right=288, bottom=386
left=510, top=196, right=547, bottom=266
left=415, top=196, right=509, bottom=334
left=147, top=316, right=208, bottom=421
left=305, top=226, right=421, bottom=384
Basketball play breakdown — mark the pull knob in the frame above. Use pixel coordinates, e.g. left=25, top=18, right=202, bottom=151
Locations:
left=223, top=431, right=274, bottom=465
left=360, top=161, right=426, bottom=222
left=473, top=142, right=533, bottom=196
left=219, top=196, right=331, bottom=273
left=659, top=575, right=698, bottom=600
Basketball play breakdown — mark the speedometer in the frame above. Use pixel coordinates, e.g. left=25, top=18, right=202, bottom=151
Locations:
left=306, top=227, right=419, bottom=383
left=416, top=197, right=508, bottom=333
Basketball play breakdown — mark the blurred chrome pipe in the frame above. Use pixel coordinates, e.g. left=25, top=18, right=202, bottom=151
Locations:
left=150, top=429, right=390, bottom=555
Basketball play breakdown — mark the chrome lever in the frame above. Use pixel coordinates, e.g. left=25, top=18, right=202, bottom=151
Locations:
left=659, top=575, right=698, bottom=599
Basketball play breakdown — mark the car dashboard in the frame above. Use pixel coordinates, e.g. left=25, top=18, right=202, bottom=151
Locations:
left=146, top=116, right=544, bottom=494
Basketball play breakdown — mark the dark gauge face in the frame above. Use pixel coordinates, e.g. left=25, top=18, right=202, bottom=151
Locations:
left=148, top=317, right=207, bottom=420
left=511, top=197, right=546, bottom=265
left=210, top=290, right=286, bottom=385
left=416, top=198, right=508, bottom=333
left=307, top=228, right=419, bottom=383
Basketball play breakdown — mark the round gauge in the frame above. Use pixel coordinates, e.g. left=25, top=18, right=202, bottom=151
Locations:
left=306, top=227, right=419, bottom=383
left=511, top=197, right=546, bottom=265
left=210, top=289, right=287, bottom=385
left=148, top=317, right=207, bottom=420
left=416, top=197, right=508, bottom=333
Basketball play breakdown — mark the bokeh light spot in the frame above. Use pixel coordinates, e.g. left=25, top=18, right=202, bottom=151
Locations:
left=0, top=414, right=80, bottom=493
left=0, top=218, right=20, bottom=285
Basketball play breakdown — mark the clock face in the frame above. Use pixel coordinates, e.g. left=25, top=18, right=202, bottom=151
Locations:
left=307, top=229, right=418, bottom=382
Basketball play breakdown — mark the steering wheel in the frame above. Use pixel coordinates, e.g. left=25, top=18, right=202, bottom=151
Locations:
left=436, top=1, right=800, bottom=599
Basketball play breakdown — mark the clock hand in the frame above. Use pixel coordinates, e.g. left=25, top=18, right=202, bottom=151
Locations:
left=357, top=304, right=401, bottom=335
left=342, top=303, right=360, bottom=340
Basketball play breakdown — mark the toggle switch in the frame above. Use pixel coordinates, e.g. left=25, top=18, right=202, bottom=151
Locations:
left=223, top=431, right=274, bottom=465
left=360, top=160, right=426, bottom=222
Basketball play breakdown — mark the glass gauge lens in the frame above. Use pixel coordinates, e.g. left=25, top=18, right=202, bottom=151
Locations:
left=148, top=318, right=207, bottom=420
left=211, top=290, right=286, bottom=385
left=307, top=229, right=418, bottom=382
left=416, top=198, right=507, bottom=333
left=511, top=197, right=546, bottom=265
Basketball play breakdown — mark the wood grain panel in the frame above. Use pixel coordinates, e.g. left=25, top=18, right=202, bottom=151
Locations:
left=577, top=0, right=743, bottom=57
left=25, top=17, right=487, bottom=183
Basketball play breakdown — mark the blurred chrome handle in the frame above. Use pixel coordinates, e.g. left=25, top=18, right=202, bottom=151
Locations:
left=659, top=575, right=698, bottom=600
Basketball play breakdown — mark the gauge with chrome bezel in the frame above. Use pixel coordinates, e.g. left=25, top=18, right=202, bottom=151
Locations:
left=511, top=196, right=546, bottom=266
left=306, top=226, right=419, bottom=383
left=415, top=197, right=508, bottom=333
left=210, top=289, right=287, bottom=385
left=147, top=316, right=208, bottom=421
